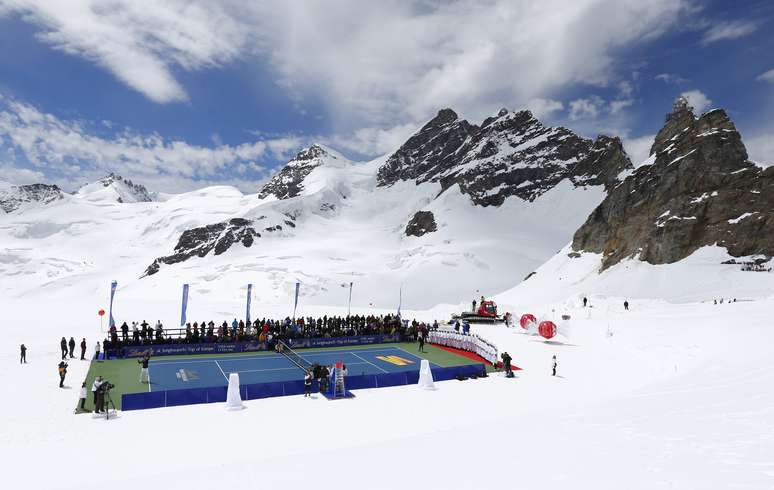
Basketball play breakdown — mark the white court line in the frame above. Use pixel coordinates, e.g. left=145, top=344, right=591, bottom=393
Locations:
left=392, top=346, right=443, bottom=368
left=147, top=369, right=152, bottom=392
left=214, top=360, right=229, bottom=381
left=148, top=346, right=414, bottom=365
left=351, top=352, right=389, bottom=373
left=230, top=362, right=372, bottom=375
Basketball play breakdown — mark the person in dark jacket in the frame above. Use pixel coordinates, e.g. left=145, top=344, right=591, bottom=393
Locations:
left=20, top=344, right=27, bottom=364
left=320, top=365, right=330, bottom=393
left=68, top=337, right=76, bottom=358
left=624, top=300, right=629, bottom=311
left=58, top=361, right=68, bottom=387
left=502, top=352, right=513, bottom=378
left=418, top=331, right=426, bottom=353
left=60, top=337, right=68, bottom=360
left=79, top=338, right=87, bottom=360
left=304, top=370, right=313, bottom=397
left=138, top=354, right=151, bottom=383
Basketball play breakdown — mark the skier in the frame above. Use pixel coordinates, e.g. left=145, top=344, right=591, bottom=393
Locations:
left=79, top=338, right=87, bottom=360
left=624, top=300, right=629, bottom=311
left=552, top=355, right=557, bottom=376
left=502, top=352, right=513, bottom=378
left=58, top=361, right=68, bottom=388
left=68, top=337, right=76, bottom=358
left=418, top=330, right=426, bottom=353
left=138, top=354, right=151, bottom=383
left=304, top=370, right=312, bottom=397
left=20, top=344, right=27, bottom=364
left=60, top=337, right=68, bottom=360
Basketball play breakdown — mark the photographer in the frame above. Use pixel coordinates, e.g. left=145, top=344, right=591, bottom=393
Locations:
left=92, top=376, right=104, bottom=412
left=58, top=361, right=68, bottom=387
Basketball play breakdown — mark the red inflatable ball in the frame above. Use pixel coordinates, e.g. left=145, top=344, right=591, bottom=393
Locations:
left=538, top=320, right=557, bottom=339
left=519, top=313, right=537, bottom=329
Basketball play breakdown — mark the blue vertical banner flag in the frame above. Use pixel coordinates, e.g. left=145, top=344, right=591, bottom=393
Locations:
left=292, top=282, right=300, bottom=319
left=246, top=284, right=253, bottom=324
left=180, top=284, right=190, bottom=327
left=397, top=283, right=402, bottom=318
left=347, top=282, right=353, bottom=317
left=108, top=280, right=117, bottom=328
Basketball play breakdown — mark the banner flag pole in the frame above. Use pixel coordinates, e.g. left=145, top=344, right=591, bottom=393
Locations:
left=108, top=280, right=117, bottom=328
left=292, top=282, right=300, bottom=320
left=246, top=284, right=253, bottom=324
left=180, top=284, right=190, bottom=327
left=347, top=282, right=353, bottom=317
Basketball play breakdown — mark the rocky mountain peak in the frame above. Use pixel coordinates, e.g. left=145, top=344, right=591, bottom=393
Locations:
left=258, top=143, right=338, bottom=200
left=0, top=182, right=64, bottom=213
left=378, top=106, right=632, bottom=206
left=79, top=173, right=156, bottom=203
left=572, top=99, right=772, bottom=269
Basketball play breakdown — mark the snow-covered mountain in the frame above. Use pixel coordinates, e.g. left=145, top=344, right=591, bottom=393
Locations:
left=0, top=181, right=64, bottom=213
left=76, top=172, right=158, bottom=203
left=0, top=107, right=628, bottom=310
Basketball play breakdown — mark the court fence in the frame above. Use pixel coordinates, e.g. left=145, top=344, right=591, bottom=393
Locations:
left=121, top=363, right=486, bottom=411
left=118, top=333, right=403, bottom=359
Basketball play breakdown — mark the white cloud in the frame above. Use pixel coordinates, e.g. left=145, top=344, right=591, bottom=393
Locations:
left=655, top=73, right=688, bottom=84
left=702, top=20, right=758, bottom=45
left=2, top=0, right=692, bottom=126
left=3, top=1, right=251, bottom=103
left=609, top=99, right=634, bottom=115
left=0, top=164, right=46, bottom=185
left=623, top=134, right=656, bottom=165
left=322, top=123, right=418, bottom=158
left=525, top=98, right=565, bottom=119
left=757, top=69, right=774, bottom=84
left=0, top=98, right=301, bottom=192
left=680, top=90, right=712, bottom=113
left=569, top=96, right=605, bottom=120
left=746, top=131, right=774, bottom=167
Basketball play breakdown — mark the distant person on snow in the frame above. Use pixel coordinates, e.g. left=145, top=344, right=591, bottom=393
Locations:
left=472, top=299, right=477, bottom=312
left=552, top=355, right=557, bottom=377
left=78, top=382, right=88, bottom=412
left=60, top=337, right=68, bottom=360
left=79, top=338, right=87, bottom=360
left=454, top=320, right=460, bottom=333
left=418, top=331, right=426, bottom=353
left=502, top=352, right=514, bottom=378
left=58, top=361, right=68, bottom=388
left=583, top=297, right=588, bottom=307
left=68, top=337, right=76, bottom=358
left=304, top=370, right=312, bottom=397
left=624, top=300, right=629, bottom=311
left=95, top=341, right=101, bottom=361
left=92, top=376, right=104, bottom=411
left=20, top=344, right=27, bottom=364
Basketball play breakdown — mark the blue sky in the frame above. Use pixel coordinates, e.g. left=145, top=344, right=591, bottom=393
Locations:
left=0, top=0, right=772, bottom=192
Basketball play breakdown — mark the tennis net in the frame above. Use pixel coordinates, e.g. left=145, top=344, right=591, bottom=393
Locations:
left=277, top=340, right=312, bottom=371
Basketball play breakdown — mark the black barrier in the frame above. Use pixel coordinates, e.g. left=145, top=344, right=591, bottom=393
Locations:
left=119, top=333, right=403, bottom=358
left=121, top=363, right=485, bottom=411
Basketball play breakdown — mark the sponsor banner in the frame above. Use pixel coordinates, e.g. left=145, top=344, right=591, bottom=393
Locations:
left=122, top=341, right=268, bottom=358
left=287, top=333, right=402, bottom=349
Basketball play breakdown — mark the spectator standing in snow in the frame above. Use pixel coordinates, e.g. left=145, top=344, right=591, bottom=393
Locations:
left=121, top=322, right=129, bottom=342
left=624, top=300, right=629, bottom=311
left=471, top=299, right=477, bottom=312
left=502, top=352, right=513, bottom=378
left=583, top=297, right=588, bottom=307
left=95, top=341, right=101, bottom=360
left=58, top=361, right=68, bottom=387
left=418, top=330, right=426, bottom=353
left=304, top=370, right=312, bottom=397
left=68, top=337, right=76, bottom=358
left=79, top=338, right=86, bottom=360
left=92, top=376, right=103, bottom=410
left=20, top=344, right=27, bottom=364
left=552, top=355, right=557, bottom=377
left=78, top=382, right=88, bottom=411
left=60, top=337, right=68, bottom=360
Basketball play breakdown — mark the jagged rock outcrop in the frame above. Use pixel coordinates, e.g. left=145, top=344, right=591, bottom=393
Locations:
left=572, top=97, right=774, bottom=269
left=144, top=218, right=261, bottom=276
left=98, top=173, right=156, bottom=202
left=405, top=211, right=437, bottom=237
left=0, top=183, right=63, bottom=213
left=377, top=108, right=632, bottom=206
left=259, top=144, right=332, bottom=200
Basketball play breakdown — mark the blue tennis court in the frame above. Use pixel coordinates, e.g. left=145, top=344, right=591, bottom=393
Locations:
left=148, top=346, right=440, bottom=391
